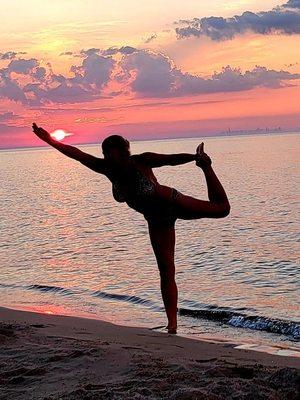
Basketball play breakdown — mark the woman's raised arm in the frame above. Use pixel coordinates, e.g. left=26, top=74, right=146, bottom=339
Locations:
left=32, top=123, right=106, bottom=174
left=136, top=152, right=196, bottom=168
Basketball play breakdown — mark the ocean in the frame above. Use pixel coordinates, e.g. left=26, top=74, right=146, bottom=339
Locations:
left=1, top=133, right=299, bottom=348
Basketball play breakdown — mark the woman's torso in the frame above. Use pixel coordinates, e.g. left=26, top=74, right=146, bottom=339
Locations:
left=106, top=155, right=157, bottom=203
left=105, top=155, right=175, bottom=218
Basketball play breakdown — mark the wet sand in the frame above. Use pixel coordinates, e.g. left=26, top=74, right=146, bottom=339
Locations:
left=0, top=306, right=299, bottom=399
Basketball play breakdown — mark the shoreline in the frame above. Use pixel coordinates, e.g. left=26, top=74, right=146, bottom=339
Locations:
left=1, top=306, right=299, bottom=399
left=2, top=299, right=299, bottom=347
left=4, top=303, right=300, bottom=354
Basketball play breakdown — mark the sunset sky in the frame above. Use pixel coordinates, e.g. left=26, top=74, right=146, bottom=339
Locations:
left=0, top=0, right=299, bottom=148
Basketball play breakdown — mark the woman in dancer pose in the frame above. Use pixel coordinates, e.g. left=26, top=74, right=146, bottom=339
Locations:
left=32, top=123, right=230, bottom=333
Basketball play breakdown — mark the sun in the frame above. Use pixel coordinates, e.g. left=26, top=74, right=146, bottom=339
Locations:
left=51, top=129, right=69, bottom=141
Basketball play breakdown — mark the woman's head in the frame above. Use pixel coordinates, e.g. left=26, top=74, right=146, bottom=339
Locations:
left=102, top=135, right=130, bottom=161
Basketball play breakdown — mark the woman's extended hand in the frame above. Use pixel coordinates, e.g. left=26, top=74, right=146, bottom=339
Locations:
left=32, top=123, right=51, bottom=143
left=195, top=142, right=212, bottom=169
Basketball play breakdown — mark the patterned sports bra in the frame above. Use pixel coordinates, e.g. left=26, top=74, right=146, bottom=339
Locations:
left=112, top=169, right=156, bottom=203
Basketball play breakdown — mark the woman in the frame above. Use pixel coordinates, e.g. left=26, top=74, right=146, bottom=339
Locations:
left=32, top=123, right=230, bottom=334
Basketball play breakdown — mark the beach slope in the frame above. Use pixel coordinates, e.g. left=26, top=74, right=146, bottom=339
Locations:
left=0, top=307, right=299, bottom=399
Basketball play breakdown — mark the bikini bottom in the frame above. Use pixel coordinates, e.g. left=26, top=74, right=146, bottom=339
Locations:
left=142, top=188, right=179, bottom=226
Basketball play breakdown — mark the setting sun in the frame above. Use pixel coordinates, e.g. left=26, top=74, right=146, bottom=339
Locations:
left=51, top=130, right=71, bottom=141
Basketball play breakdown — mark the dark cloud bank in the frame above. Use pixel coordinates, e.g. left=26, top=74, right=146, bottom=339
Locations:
left=175, top=0, right=300, bottom=40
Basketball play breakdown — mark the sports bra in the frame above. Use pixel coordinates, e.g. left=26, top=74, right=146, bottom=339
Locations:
left=112, top=169, right=156, bottom=203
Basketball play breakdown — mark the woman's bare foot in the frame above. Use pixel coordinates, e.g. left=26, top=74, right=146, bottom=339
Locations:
left=166, top=324, right=177, bottom=334
left=196, top=142, right=212, bottom=168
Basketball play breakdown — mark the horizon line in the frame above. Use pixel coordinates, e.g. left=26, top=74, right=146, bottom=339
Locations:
left=1, top=129, right=299, bottom=152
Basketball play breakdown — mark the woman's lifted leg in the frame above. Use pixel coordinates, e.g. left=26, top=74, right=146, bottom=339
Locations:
left=176, top=143, right=230, bottom=220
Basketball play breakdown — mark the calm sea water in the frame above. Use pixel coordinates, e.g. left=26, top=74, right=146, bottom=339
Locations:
left=1, top=133, right=299, bottom=347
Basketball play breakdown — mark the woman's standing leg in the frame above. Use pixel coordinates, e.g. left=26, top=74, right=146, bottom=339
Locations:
left=148, top=221, right=178, bottom=333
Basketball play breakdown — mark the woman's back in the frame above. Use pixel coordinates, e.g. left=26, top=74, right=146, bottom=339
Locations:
left=107, top=155, right=158, bottom=205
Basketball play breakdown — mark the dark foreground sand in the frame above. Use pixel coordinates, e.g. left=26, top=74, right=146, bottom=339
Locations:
left=0, top=307, right=299, bottom=400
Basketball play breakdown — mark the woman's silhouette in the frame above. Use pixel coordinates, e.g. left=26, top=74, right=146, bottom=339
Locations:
left=32, top=123, right=230, bottom=333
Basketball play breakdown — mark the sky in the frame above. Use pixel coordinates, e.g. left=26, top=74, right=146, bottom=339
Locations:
left=0, top=0, right=299, bottom=148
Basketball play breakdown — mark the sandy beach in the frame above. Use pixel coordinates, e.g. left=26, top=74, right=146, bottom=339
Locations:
left=0, top=307, right=299, bottom=399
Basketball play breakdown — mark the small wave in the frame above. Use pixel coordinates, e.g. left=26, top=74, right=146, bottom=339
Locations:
left=0, top=283, right=22, bottom=289
left=179, top=307, right=300, bottom=340
left=0, top=282, right=75, bottom=296
left=92, top=290, right=162, bottom=311
left=26, top=284, right=75, bottom=296
left=0, top=282, right=161, bottom=311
